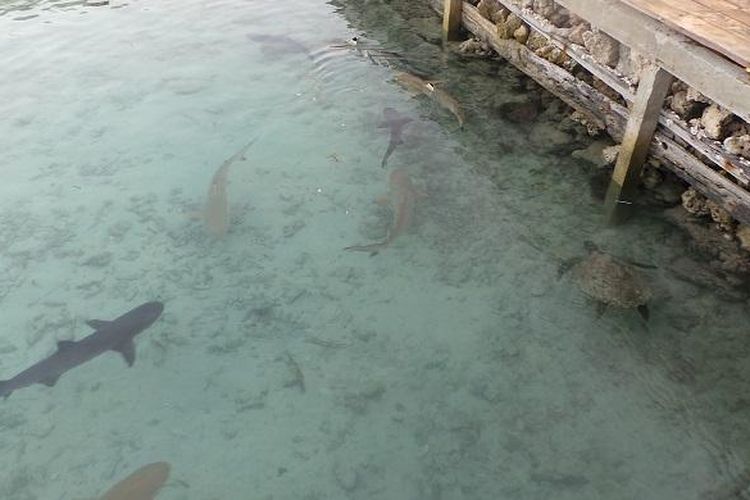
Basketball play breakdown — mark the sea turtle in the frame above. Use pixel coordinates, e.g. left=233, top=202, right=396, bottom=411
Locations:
left=559, top=241, right=653, bottom=321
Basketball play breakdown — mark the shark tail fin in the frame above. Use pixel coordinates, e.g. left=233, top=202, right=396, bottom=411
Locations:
left=0, top=380, right=13, bottom=400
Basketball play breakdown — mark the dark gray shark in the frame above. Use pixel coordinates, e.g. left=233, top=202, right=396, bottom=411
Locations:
left=378, top=107, right=413, bottom=169
left=247, top=33, right=313, bottom=59
left=0, top=301, right=164, bottom=399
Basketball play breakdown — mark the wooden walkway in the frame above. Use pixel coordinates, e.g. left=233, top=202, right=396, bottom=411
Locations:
left=620, top=0, right=750, bottom=68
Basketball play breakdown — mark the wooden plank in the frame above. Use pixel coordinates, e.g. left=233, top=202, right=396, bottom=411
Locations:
left=658, top=110, right=750, bottom=186
left=554, top=0, right=750, bottom=124
left=443, top=0, right=463, bottom=42
left=604, top=64, right=674, bottom=223
left=428, top=0, right=750, bottom=225
left=692, top=0, right=750, bottom=28
left=620, top=0, right=750, bottom=67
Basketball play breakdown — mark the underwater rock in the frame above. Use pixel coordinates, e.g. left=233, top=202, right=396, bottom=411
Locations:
left=525, top=31, right=547, bottom=52
left=681, top=187, right=710, bottom=216
left=582, top=29, right=619, bottom=67
left=513, top=24, right=529, bottom=44
left=736, top=225, right=750, bottom=251
left=532, top=0, right=557, bottom=19
left=497, top=13, right=524, bottom=39
left=648, top=170, right=684, bottom=206
left=458, top=38, right=493, bottom=57
left=665, top=207, right=750, bottom=275
left=602, top=144, right=620, bottom=164
left=700, top=104, right=734, bottom=140
left=571, top=140, right=612, bottom=167
left=569, top=110, right=603, bottom=136
left=686, top=86, right=710, bottom=104
left=499, top=97, right=540, bottom=123
left=724, top=134, right=750, bottom=158
left=529, top=121, right=572, bottom=151
left=668, top=90, right=704, bottom=120
left=640, top=163, right=663, bottom=190
left=477, top=0, right=502, bottom=20
left=707, top=199, right=736, bottom=232
left=566, top=21, right=590, bottom=45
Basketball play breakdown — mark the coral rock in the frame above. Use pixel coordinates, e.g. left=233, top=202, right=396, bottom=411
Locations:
left=707, top=200, right=736, bottom=232
left=582, top=29, right=620, bottom=67
left=681, top=188, right=710, bottom=216
left=513, top=24, right=529, bottom=44
left=571, top=140, right=612, bottom=167
left=602, top=145, right=620, bottom=164
left=723, top=134, right=750, bottom=158
left=477, top=0, right=502, bottom=21
left=685, top=87, right=710, bottom=103
left=737, top=225, right=750, bottom=251
left=497, top=13, right=524, bottom=39
left=668, top=91, right=693, bottom=119
left=532, top=0, right=557, bottom=19
left=701, top=104, right=734, bottom=140
left=567, top=22, right=590, bottom=45
left=526, top=31, right=548, bottom=51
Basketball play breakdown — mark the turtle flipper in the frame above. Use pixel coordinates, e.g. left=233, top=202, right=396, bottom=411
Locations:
left=637, top=304, right=650, bottom=322
left=595, top=302, right=607, bottom=318
left=557, top=257, right=582, bottom=279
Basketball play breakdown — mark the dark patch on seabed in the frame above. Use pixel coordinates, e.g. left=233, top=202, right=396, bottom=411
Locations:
left=331, top=0, right=750, bottom=496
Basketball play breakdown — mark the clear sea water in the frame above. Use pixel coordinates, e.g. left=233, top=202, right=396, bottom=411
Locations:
left=2, top=0, right=750, bottom=498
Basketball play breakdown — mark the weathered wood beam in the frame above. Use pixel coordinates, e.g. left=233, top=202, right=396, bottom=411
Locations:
left=604, top=64, right=674, bottom=223
left=554, top=0, right=750, bottom=124
left=427, top=0, right=750, bottom=225
left=442, top=0, right=463, bottom=42
left=657, top=111, right=750, bottom=187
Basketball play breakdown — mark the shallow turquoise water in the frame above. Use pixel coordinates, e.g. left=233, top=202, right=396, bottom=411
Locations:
left=1, top=0, right=750, bottom=498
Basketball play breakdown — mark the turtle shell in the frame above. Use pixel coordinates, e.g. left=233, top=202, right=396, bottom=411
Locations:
left=573, top=251, right=652, bottom=309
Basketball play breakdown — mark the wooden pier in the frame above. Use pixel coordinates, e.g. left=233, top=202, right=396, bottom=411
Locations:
left=436, top=0, right=750, bottom=225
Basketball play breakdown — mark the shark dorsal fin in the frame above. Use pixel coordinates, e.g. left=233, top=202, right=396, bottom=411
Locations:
left=115, top=340, right=137, bottom=367
left=86, top=319, right=112, bottom=330
left=56, top=340, right=77, bottom=352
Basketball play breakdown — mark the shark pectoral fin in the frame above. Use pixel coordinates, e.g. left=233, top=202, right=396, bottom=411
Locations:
left=56, top=340, right=77, bottom=352
left=41, top=375, right=60, bottom=387
left=86, top=319, right=113, bottom=330
left=116, top=340, right=137, bottom=367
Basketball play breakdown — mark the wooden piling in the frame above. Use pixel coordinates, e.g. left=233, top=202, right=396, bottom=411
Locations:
left=604, top=64, right=674, bottom=224
left=443, top=0, right=463, bottom=42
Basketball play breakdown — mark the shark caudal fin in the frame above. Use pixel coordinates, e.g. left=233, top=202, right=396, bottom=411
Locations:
left=0, top=380, right=14, bottom=400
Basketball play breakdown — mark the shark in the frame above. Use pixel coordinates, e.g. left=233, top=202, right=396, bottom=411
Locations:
left=393, top=71, right=465, bottom=128
left=345, top=168, right=423, bottom=255
left=0, top=301, right=164, bottom=399
left=247, top=33, right=312, bottom=60
left=378, top=107, right=413, bottom=169
left=102, top=461, right=171, bottom=500
left=202, top=139, right=257, bottom=238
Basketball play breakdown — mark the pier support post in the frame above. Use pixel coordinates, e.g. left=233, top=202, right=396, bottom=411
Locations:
left=443, top=0, right=463, bottom=42
left=604, top=63, right=673, bottom=223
